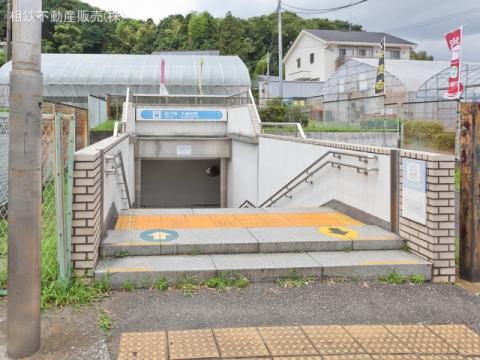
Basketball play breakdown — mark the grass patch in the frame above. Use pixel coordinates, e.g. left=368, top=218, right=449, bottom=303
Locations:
left=97, top=309, right=114, bottom=336
left=41, top=275, right=111, bottom=310
left=378, top=271, right=425, bottom=285
left=343, top=245, right=353, bottom=253
left=114, top=250, right=129, bottom=258
left=91, top=120, right=116, bottom=132
left=401, top=243, right=410, bottom=252
left=275, top=269, right=314, bottom=288
left=175, top=276, right=199, bottom=296
left=202, top=273, right=249, bottom=291
left=152, top=277, right=169, bottom=291
left=189, top=248, right=200, bottom=256
left=122, top=280, right=135, bottom=292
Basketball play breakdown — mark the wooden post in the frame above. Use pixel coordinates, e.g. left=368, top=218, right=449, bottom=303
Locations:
left=460, top=103, right=480, bottom=282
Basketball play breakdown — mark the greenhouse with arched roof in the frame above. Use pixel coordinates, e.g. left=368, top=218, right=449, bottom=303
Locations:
left=0, top=53, right=251, bottom=107
left=318, top=58, right=450, bottom=124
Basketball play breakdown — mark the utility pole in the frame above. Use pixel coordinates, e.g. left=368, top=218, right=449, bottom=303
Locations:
left=277, top=0, right=283, bottom=100
left=6, top=0, right=12, bottom=61
left=266, top=51, right=270, bottom=99
left=7, top=0, right=43, bottom=357
left=460, top=103, right=480, bottom=282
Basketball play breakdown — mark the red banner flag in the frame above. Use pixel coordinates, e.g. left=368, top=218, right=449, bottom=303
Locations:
left=444, top=27, right=464, bottom=99
left=160, top=58, right=168, bottom=95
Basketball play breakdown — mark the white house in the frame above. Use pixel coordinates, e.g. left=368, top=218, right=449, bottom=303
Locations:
left=283, top=30, right=416, bottom=82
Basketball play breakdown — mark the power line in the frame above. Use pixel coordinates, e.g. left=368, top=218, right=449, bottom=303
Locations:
left=388, top=6, right=480, bottom=33
left=280, top=0, right=368, bottom=15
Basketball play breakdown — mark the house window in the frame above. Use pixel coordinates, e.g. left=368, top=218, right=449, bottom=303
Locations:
left=387, top=49, right=401, bottom=59
left=296, top=58, right=301, bottom=68
left=357, top=48, right=373, bottom=57
left=339, top=48, right=354, bottom=57
left=310, top=53, right=314, bottom=64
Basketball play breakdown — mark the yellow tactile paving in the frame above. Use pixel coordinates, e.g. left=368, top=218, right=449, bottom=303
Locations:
left=302, top=325, right=364, bottom=355
left=168, top=329, right=219, bottom=359
left=115, top=211, right=363, bottom=230
left=213, top=327, right=270, bottom=358
left=322, top=355, right=373, bottom=360
left=258, top=326, right=317, bottom=356
left=418, top=356, right=465, bottom=360
left=117, top=324, right=480, bottom=360
left=427, top=324, right=480, bottom=355
left=344, top=325, right=411, bottom=354
left=273, top=357, right=322, bottom=360
left=386, top=325, right=456, bottom=354
left=117, top=331, right=167, bottom=360
left=371, top=356, right=418, bottom=360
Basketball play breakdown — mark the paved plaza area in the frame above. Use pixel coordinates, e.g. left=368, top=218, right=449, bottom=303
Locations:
left=118, top=324, right=480, bottom=360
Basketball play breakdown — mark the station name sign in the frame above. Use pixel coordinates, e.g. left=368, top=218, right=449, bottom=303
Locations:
left=137, top=109, right=226, bottom=121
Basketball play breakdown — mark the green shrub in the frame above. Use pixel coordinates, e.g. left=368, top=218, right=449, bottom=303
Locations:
left=258, top=98, right=287, bottom=123
left=286, top=105, right=308, bottom=127
left=433, top=132, right=455, bottom=152
left=403, top=121, right=444, bottom=143
left=92, top=120, right=116, bottom=132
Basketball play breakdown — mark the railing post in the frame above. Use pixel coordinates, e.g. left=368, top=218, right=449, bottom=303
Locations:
left=64, top=116, right=75, bottom=281
left=390, top=149, right=400, bottom=234
left=54, top=114, right=67, bottom=281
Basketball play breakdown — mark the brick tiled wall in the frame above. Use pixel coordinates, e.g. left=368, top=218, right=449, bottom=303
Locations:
left=399, top=151, right=456, bottom=283
left=71, top=150, right=103, bottom=277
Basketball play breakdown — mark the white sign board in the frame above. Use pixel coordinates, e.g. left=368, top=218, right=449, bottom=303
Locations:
left=401, top=158, right=427, bottom=225
left=176, top=145, right=192, bottom=156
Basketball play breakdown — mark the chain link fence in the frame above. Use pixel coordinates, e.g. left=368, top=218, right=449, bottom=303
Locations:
left=400, top=100, right=459, bottom=155
left=0, top=112, right=75, bottom=288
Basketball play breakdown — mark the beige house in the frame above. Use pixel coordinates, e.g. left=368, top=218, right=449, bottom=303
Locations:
left=283, top=30, right=416, bottom=82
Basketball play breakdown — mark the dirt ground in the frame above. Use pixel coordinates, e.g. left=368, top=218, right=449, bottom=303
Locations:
left=0, top=281, right=478, bottom=359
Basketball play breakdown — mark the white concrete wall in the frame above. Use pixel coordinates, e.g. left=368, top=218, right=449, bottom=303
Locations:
left=257, top=137, right=391, bottom=222
left=227, top=106, right=256, bottom=137
left=102, top=135, right=134, bottom=221
left=228, top=140, right=259, bottom=207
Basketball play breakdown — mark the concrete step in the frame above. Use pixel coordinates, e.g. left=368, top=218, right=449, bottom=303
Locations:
left=95, top=250, right=432, bottom=288
left=100, top=225, right=405, bottom=258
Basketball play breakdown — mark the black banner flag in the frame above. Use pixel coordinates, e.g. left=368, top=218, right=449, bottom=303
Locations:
left=375, top=38, right=385, bottom=95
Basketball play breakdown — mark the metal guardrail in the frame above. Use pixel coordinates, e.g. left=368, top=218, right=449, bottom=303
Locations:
left=132, top=91, right=251, bottom=107
left=240, top=150, right=378, bottom=208
left=261, top=122, right=306, bottom=139
left=105, top=150, right=131, bottom=209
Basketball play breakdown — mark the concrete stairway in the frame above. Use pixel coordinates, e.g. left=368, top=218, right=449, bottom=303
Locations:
left=95, top=207, right=432, bottom=288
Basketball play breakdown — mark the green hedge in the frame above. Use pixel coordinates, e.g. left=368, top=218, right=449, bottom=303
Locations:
left=403, top=120, right=454, bottom=153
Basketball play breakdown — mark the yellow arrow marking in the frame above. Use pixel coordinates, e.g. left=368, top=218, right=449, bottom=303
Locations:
left=319, top=226, right=359, bottom=240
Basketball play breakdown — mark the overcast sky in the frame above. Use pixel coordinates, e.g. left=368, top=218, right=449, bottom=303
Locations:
left=84, top=0, right=480, bottom=61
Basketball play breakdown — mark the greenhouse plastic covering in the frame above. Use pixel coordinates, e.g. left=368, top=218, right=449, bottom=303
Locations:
left=0, top=54, right=251, bottom=104
left=416, top=63, right=480, bottom=101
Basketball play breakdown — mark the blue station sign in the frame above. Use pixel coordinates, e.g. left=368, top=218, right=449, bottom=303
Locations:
left=137, top=109, right=225, bottom=121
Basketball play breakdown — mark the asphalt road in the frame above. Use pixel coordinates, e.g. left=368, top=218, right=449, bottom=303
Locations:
left=0, top=281, right=478, bottom=359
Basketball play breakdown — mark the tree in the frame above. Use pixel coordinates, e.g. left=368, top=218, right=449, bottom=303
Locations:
left=52, top=24, right=83, bottom=53
left=410, top=50, right=434, bottom=61
left=218, top=12, right=253, bottom=61
left=187, top=12, right=218, bottom=50
left=156, top=15, right=189, bottom=51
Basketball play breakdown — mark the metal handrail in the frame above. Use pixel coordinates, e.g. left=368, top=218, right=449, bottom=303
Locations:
left=261, top=122, right=306, bottom=139
left=239, top=200, right=256, bottom=208
left=258, top=150, right=378, bottom=208
left=116, top=151, right=132, bottom=209
left=105, top=151, right=131, bottom=209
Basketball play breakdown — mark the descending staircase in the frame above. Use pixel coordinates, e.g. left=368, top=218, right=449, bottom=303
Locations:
left=95, top=207, right=432, bottom=288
